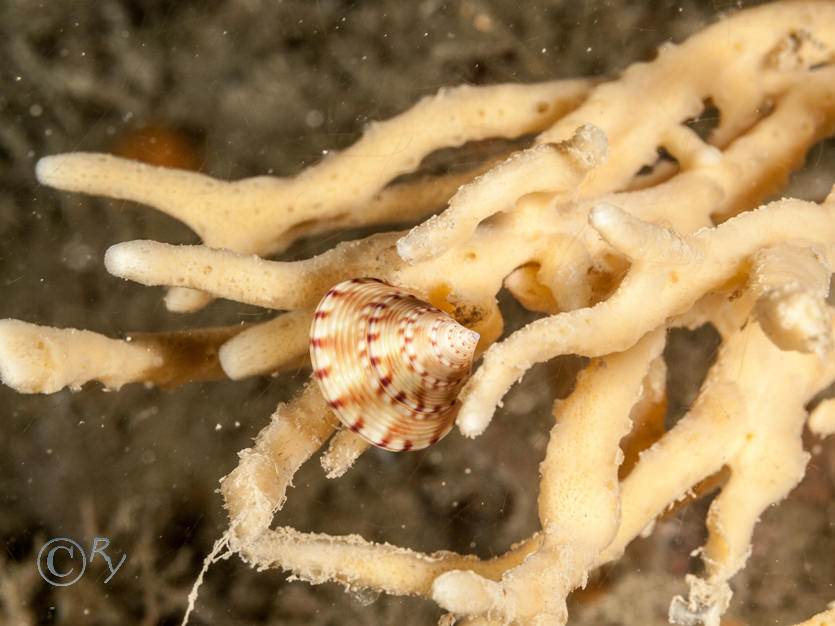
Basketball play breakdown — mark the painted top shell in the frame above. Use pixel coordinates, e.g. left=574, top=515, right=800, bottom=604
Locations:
left=309, top=278, right=479, bottom=451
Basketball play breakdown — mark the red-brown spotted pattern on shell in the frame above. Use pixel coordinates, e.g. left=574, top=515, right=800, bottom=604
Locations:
left=309, top=278, right=479, bottom=451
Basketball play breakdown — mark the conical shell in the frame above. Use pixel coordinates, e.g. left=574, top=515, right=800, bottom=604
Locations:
left=309, top=278, right=479, bottom=451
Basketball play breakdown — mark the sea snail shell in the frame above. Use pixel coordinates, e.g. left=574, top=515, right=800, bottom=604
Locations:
left=309, top=278, right=479, bottom=451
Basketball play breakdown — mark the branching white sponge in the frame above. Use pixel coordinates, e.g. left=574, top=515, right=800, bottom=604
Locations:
left=3, top=2, right=835, bottom=625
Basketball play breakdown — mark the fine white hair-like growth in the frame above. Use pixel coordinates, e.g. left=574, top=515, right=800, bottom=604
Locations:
left=2, top=2, right=835, bottom=625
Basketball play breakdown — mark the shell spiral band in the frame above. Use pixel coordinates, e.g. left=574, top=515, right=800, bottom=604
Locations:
left=309, top=278, right=479, bottom=451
